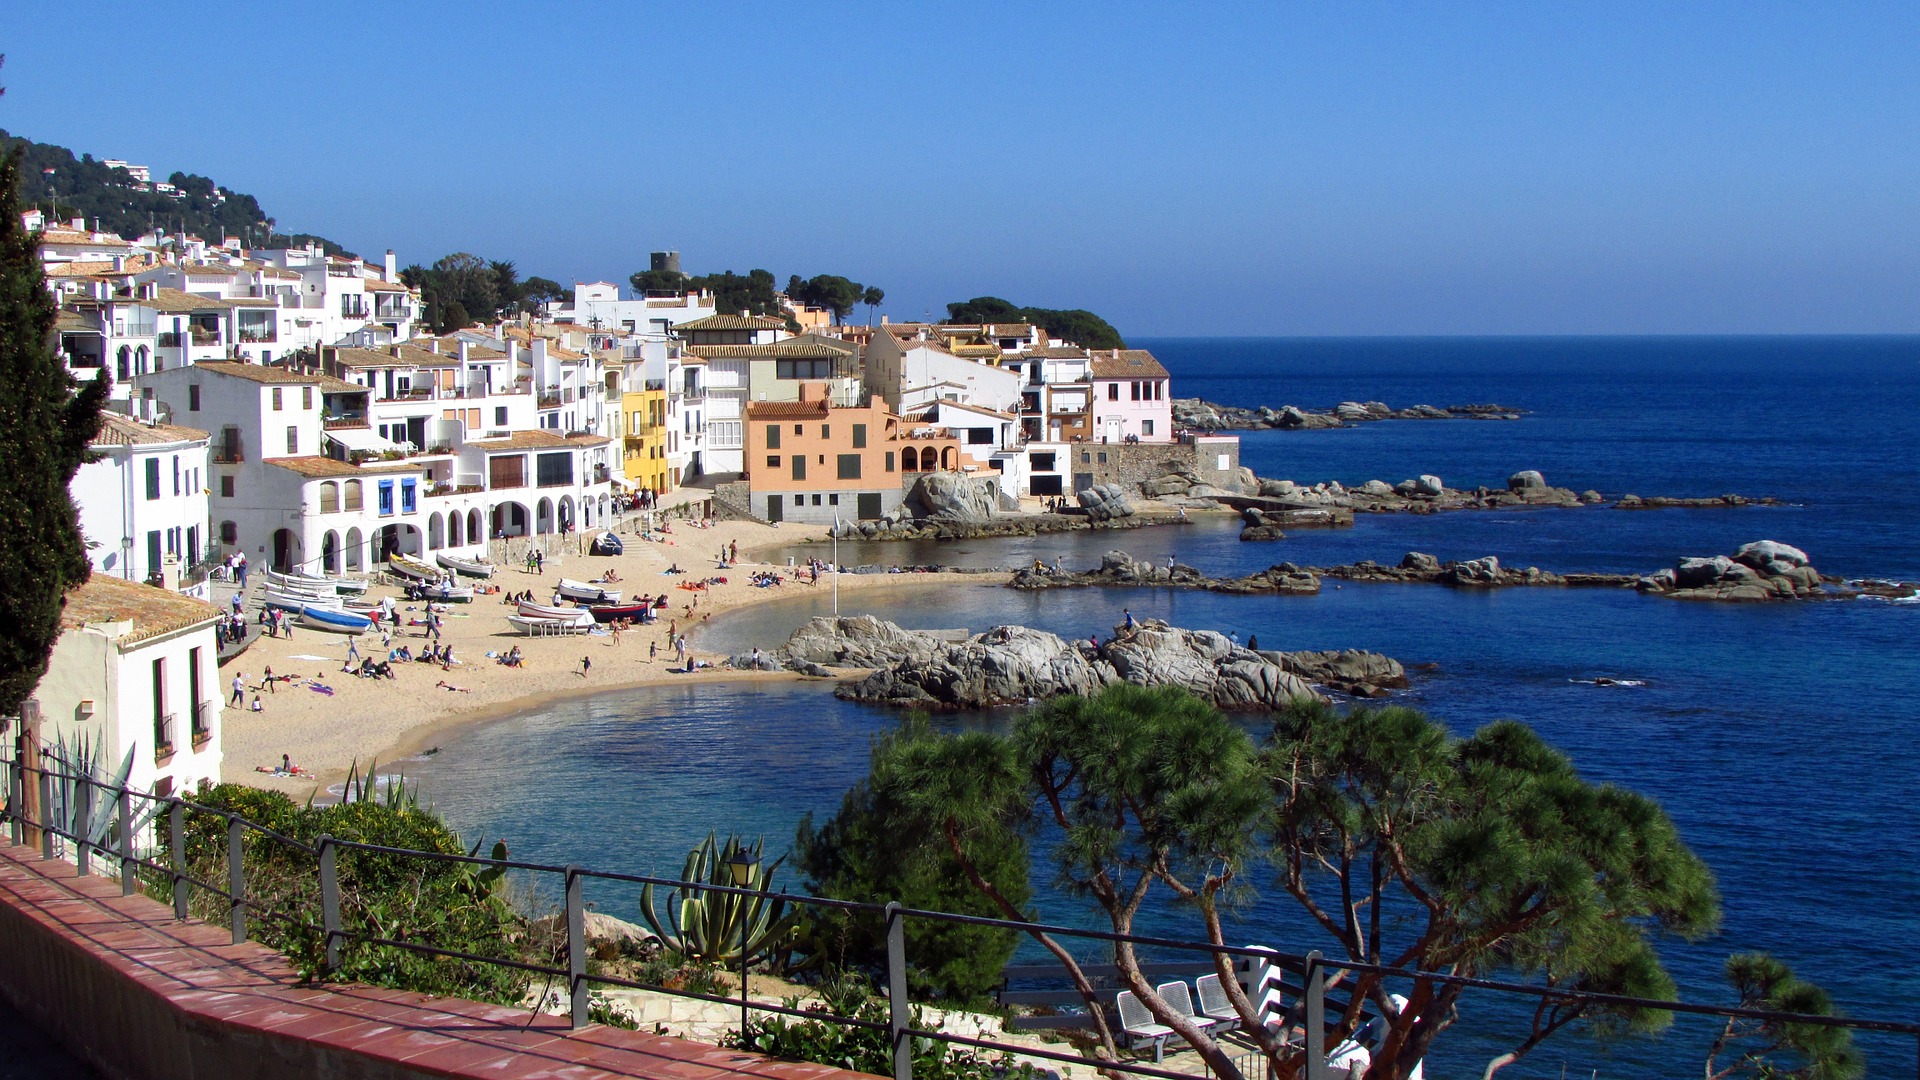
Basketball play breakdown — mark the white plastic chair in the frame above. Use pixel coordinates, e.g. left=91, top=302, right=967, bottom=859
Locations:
left=1195, top=972, right=1242, bottom=1026
left=1115, top=990, right=1173, bottom=1062
left=1156, top=979, right=1224, bottom=1036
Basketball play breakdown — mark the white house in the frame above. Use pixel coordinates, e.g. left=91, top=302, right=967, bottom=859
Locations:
left=550, top=282, right=716, bottom=336
left=32, top=577, right=224, bottom=799
left=863, top=329, right=1022, bottom=415
left=72, top=414, right=215, bottom=599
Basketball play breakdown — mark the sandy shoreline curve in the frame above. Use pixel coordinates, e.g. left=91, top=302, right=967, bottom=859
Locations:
left=219, top=513, right=1009, bottom=800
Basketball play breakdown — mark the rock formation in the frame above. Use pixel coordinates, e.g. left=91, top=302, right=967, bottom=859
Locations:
left=1010, top=550, right=1321, bottom=595
left=1636, top=541, right=1826, bottom=601
left=1077, top=482, right=1138, bottom=522
left=905, top=471, right=1000, bottom=522
left=1172, top=398, right=1525, bottom=430
left=763, top=615, right=1407, bottom=710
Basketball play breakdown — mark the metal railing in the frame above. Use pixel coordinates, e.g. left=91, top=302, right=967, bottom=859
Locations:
left=4, top=757, right=1916, bottom=1080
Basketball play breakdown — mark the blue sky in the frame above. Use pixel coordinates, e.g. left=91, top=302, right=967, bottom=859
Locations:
left=4, top=2, right=1917, bottom=335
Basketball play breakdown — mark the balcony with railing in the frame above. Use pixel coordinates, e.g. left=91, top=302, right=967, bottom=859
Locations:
left=213, top=440, right=245, bottom=464
left=190, top=701, right=212, bottom=746
left=537, top=393, right=562, bottom=409
left=592, top=464, right=611, bottom=484
left=237, top=326, right=277, bottom=343
left=158, top=331, right=183, bottom=348
left=323, top=415, right=369, bottom=430
left=154, top=712, right=176, bottom=760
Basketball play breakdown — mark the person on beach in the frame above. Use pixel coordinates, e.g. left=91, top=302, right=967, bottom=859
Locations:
left=534, top=550, right=544, bottom=573
left=281, top=754, right=293, bottom=774
left=1123, top=608, right=1135, bottom=631
left=649, top=640, right=657, bottom=662
left=250, top=695, right=263, bottom=712
left=262, top=665, right=276, bottom=694
left=231, top=673, right=245, bottom=706
left=580, top=655, right=592, bottom=677
left=674, top=635, right=688, bottom=668
left=437, top=681, right=471, bottom=693
left=346, top=636, right=360, bottom=664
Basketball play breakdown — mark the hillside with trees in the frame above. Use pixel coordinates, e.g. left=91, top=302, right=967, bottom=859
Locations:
left=0, top=126, right=353, bottom=255
left=943, top=296, right=1124, bottom=349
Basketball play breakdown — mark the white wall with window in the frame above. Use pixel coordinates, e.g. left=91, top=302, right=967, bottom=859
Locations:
left=71, top=415, right=214, bottom=598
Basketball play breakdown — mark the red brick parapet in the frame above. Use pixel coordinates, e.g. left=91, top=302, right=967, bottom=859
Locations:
left=0, top=841, right=874, bottom=1080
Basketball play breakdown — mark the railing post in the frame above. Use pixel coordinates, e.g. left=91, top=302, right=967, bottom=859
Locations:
left=885, top=901, right=911, bottom=1080
left=39, top=768, right=55, bottom=861
left=75, top=775, right=92, bottom=875
left=227, top=818, right=247, bottom=944
left=1304, top=951, right=1327, bottom=1080
left=565, top=865, right=586, bottom=1029
left=118, top=786, right=135, bottom=896
left=169, top=799, right=188, bottom=919
left=318, top=835, right=341, bottom=971
left=9, top=756, right=24, bottom=846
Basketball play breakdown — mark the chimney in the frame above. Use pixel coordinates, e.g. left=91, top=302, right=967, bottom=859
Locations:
left=111, top=255, right=125, bottom=272
left=456, top=340, right=468, bottom=364
left=384, top=249, right=397, bottom=281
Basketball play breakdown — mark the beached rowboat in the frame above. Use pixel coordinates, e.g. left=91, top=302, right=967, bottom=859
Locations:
left=408, top=582, right=475, bottom=603
left=386, top=553, right=440, bottom=581
left=436, top=552, right=497, bottom=579
left=517, top=600, right=594, bottom=623
left=507, top=614, right=592, bottom=635
left=555, top=578, right=622, bottom=604
left=265, top=587, right=340, bottom=611
left=299, top=606, right=373, bottom=633
left=265, top=569, right=368, bottom=595
left=587, top=602, right=653, bottom=623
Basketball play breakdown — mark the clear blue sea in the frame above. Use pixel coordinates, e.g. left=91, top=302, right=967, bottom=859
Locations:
left=406, top=338, right=1920, bottom=1077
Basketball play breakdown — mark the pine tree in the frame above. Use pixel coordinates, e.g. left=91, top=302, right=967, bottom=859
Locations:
left=0, top=141, right=111, bottom=715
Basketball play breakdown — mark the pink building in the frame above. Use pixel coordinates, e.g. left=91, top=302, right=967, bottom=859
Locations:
left=1089, top=349, right=1173, bottom=443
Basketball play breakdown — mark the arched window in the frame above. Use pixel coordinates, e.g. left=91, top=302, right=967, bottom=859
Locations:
left=318, top=482, right=339, bottom=514
left=136, top=345, right=151, bottom=374
left=448, top=511, right=463, bottom=548
left=428, top=512, right=445, bottom=550
left=343, top=479, right=363, bottom=511
left=117, top=346, right=132, bottom=381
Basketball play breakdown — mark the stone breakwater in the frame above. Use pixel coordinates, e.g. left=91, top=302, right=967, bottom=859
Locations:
left=733, top=614, right=1408, bottom=708
left=1007, top=544, right=1847, bottom=603
left=1173, top=397, right=1525, bottom=430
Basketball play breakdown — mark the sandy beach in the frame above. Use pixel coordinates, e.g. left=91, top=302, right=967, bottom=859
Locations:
left=219, top=513, right=1008, bottom=798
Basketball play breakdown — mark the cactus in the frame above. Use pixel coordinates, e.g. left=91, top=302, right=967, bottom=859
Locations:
left=639, top=832, right=798, bottom=965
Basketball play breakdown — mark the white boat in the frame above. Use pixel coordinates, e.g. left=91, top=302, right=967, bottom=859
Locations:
left=407, top=582, right=474, bottom=603
left=555, top=578, right=622, bottom=604
left=387, top=553, right=440, bottom=581
left=507, top=614, right=592, bottom=635
left=517, top=600, right=595, bottom=626
left=436, top=552, right=497, bottom=579
left=265, top=587, right=340, bottom=611
left=265, top=569, right=369, bottom=596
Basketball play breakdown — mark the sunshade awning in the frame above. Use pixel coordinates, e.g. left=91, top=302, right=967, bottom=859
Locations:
left=325, top=427, right=405, bottom=453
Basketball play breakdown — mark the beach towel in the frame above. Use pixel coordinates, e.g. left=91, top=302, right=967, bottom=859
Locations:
left=290, top=654, right=333, bottom=661
left=307, top=683, right=335, bottom=696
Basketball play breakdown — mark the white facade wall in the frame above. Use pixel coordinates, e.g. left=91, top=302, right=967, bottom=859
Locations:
left=72, top=434, right=213, bottom=598
left=34, top=617, right=224, bottom=798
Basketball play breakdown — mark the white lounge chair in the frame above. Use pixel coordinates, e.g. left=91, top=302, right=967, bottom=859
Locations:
left=1115, top=990, right=1173, bottom=1062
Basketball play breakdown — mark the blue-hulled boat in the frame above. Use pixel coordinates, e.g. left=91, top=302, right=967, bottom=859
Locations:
left=298, top=605, right=373, bottom=633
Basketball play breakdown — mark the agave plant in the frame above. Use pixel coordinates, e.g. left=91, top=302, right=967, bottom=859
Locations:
left=639, top=833, right=798, bottom=965
left=41, top=731, right=158, bottom=853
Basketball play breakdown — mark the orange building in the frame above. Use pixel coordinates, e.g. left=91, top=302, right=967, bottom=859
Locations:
left=744, top=382, right=958, bottom=523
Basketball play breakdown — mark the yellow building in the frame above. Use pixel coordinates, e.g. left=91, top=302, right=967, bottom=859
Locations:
left=621, top=383, right=672, bottom=495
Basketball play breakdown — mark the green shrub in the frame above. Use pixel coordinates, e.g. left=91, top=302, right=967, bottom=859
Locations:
left=724, top=977, right=1037, bottom=1080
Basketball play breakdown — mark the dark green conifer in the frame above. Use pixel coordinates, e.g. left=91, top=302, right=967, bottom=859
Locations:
left=0, top=137, right=111, bottom=715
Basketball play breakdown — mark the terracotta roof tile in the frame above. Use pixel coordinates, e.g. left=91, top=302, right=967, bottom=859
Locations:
left=93, top=413, right=209, bottom=447
left=688, top=342, right=850, bottom=360
left=745, top=399, right=831, bottom=420
left=1089, top=349, right=1168, bottom=379
left=675, top=313, right=788, bottom=332
left=61, top=576, right=219, bottom=644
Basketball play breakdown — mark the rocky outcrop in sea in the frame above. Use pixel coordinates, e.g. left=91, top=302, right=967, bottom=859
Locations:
left=1011, top=550, right=1322, bottom=595
left=1173, top=398, right=1525, bottom=430
left=1635, top=541, right=1828, bottom=601
left=748, top=614, right=1407, bottom=709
